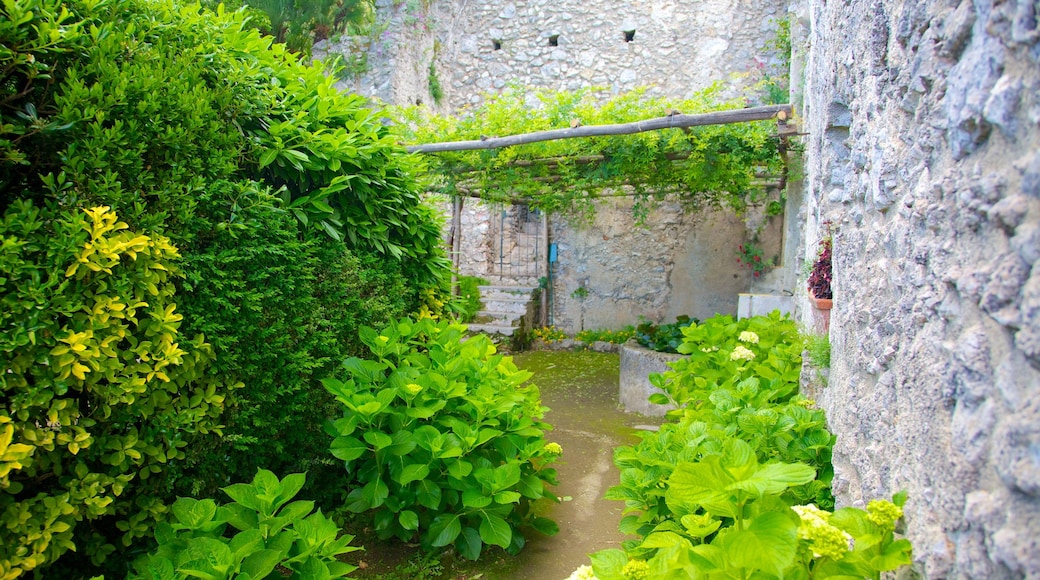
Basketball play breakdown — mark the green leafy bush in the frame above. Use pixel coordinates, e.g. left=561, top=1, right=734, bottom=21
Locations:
left=131, top=469, right=359, bottom=579
left=0, top=203, right=231, bottom=576
left=170, top=182, right=414, bottom=504
left=2, top=0, right=449, bottom=574
left=576, top=327, right=635, bottom=345
left=588, top=313, right=912, bottom=578
left=452, top=275, right=489, bottom=323
left=634, top=316, right=697, bottom=353
left=2, top=0, right=447, bottom=286
left=323, top=317, right=560, bottom=560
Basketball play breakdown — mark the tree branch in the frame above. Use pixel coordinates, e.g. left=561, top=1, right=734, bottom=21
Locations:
left=406, top=105, right=792, bottom=154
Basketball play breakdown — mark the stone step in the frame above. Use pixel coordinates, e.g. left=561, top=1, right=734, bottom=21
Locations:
left=473, top=311, right=522, bottom=326
left=481, top=298, right=531, bottom=315
left=467, top=323, right=517, bottom=336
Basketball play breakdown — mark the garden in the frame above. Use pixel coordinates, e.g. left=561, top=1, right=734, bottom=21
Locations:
left=0, top=0, right=911, bottom=578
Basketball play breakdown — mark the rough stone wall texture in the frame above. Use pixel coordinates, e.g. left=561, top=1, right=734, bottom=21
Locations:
left=432, top=0, right=785, bottom=110
left=548, top=197, right=776, bottom=332
left=799, top=0, right=1040, bottom=576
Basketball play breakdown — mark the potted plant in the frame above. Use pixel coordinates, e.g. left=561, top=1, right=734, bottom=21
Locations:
left=807, top=225, right=832, bottom=333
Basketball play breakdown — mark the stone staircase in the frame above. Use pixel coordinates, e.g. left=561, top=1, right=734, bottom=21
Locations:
left=467, top=285, right=539, bottom=337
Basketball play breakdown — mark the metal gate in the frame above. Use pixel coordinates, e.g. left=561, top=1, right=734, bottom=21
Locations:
left=490, top=203, right=544, bottom=285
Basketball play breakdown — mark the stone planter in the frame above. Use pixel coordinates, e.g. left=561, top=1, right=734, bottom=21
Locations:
left=619, top=341, right=684, bottom=416
left=808, top=291, right=833, bottom=334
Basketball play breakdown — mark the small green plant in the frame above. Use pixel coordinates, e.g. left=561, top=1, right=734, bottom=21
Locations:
left=131, top=469, right=359, bottom=579
left=450, top=275, right=488, bottom=322
left=532, top=325, right=567, bottom=343
left=323, top=318, right=560, bottom=561
left=571, top=286, right=590, bottom=299
left=576, top=327, right=635, bottom=345
left=804, top=333, right=831, bottom=368
left=634, top=316, right=697, bottom=353
left=428, top=62, right=443, bottom=104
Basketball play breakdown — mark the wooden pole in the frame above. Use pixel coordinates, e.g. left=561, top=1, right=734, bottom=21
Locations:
left=406, top=105, right=792, bottom=154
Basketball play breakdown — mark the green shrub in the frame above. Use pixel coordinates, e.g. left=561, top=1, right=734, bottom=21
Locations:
left=0, top=203, right=231, bottom=576
left=323, top=317, right=560, bottom=560
left=804, top=333, right=831, bottom=369
left=130, top=469, right=359, bottom=579
left=589, top=313, right=912, bottom=579
left=170, top=182, right=414, bottom=505
left=634, top=316, right=697, bottom=353
left=576, top=327, right=635, bottom=345
left=452, top=275, right=489, bottom=323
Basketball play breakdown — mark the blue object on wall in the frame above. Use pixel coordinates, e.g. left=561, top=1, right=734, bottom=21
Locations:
left=549, top=243, right=558, bottom=263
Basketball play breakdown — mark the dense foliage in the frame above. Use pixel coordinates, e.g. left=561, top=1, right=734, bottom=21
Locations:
left=131, top=470, right=359, bottom=579
left=0, top=204, right=230, bottom=577
left=1, top=0, right=449, bottom=575
left=323, top=318, right=560, bottom=561
left=587, top=313, right=912, bottom=578
left=634, top=315, right=697, bottom=354
left=391, top=85, right=785, bottom=221
left=170, top=184, right=415, bottom=504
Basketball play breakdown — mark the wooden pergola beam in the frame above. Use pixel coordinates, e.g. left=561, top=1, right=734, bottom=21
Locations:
left=406, top=104, right=792, bottom=154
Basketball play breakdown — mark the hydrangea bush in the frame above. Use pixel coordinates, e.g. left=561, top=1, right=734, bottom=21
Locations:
left=584, top=313, right=912, bottom=579
left=323, top=318, right=560, bottom=560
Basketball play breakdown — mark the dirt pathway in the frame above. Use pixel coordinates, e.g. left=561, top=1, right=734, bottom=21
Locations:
left=483, top=350, right=658, bottom=580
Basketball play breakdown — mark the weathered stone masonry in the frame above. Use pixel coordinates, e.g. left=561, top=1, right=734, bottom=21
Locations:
left=798, top=0, right=1040, bottom=576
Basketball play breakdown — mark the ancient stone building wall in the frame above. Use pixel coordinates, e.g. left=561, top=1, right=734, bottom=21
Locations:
left=798, top=0, right=1040, bottom=576
left=316, top=0, right=790, bottom=333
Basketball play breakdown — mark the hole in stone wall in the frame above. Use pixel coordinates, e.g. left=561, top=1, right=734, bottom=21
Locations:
left=623, top=29, right=635, bottom=42
left=548, top=34, right=559, bottom=46
left=492, top=39, right=502, bottom=50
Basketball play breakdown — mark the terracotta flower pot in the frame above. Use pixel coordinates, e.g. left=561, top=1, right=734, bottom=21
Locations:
left=808, top=291, right=832, bottom=334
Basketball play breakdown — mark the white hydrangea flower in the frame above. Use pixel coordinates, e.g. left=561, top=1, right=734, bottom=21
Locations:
left=564, top=565, right=597, bottom=580
left=738, top=331, right=760, bottom=343
left=730, top=345, right=756, bottom=361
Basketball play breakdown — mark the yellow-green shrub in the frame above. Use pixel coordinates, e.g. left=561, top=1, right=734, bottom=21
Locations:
left=0, top=202, right=230, bottom=577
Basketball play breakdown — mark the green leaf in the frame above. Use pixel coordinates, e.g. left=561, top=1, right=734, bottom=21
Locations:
left=398, top=510, right=419, bottom=531
left=363, top=431, right=393, bottom=450
left=447, top=460, right=472, bottom=479
left=589, top=549, right=629, bottom=580
left=398, top=463, right=429, bottom=485
left=428, top=513, right=462, bottom=547
left=462, top=490, right=492, bottom=508
left=493, top=491, right=521, bottom=504
left=478, top=513, right=512, bottom=548
left=172, top=498, right=218, bottom=530
left=456, top=526, right=483, bottom=561
left=239, top=549, right=282, bottom=579
left=730, top=462, right=817, bottom=497
left=714, top=510, right=799, bottom=575
left=330, top=436, right=366, bottom=461
left=530, top=516, right=559, bottom=536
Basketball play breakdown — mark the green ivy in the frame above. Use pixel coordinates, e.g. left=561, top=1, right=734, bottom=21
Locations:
left=391, top=85, right=785, bottom=221
left=323, top=317, right=560, bottom=560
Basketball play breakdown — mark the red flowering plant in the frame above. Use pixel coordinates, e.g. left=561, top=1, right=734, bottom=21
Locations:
left=736, top=240, right=775, bottom=277
left=807, top=226, right=832, bottom=300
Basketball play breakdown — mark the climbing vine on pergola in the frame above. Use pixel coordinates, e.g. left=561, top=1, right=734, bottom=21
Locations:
left=390, top=85, right=793, bottom=221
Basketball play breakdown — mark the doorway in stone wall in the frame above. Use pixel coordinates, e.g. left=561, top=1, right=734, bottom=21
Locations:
left=489, top=202, right=545, bottom=287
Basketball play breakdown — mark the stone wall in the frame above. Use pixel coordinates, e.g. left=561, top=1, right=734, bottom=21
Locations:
left=798, top=0, right=1040, bottom=576
left=315, top=0, right=791, bottom=333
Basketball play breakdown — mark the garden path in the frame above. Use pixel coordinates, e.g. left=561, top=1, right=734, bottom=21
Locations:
left=486, top=350, right=659, bottom=579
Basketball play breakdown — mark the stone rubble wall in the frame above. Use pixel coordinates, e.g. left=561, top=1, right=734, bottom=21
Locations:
left=799, top=0, right=1040, bottom=576
left=315, top=0, right=789, bottom=334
